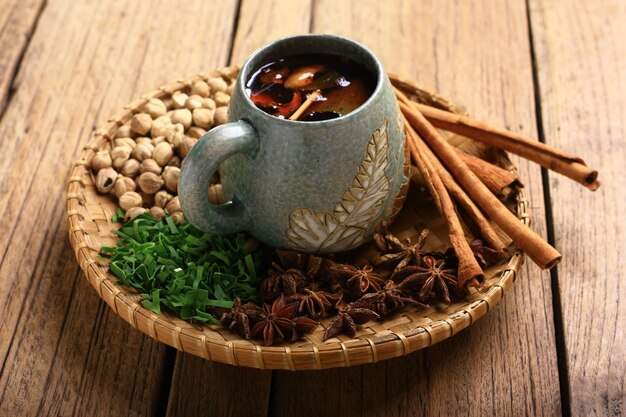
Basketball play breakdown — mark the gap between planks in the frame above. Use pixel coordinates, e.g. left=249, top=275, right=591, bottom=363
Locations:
left=0, top=0, right=47, bottom=121
left=524, top=0, right=572, bottom=415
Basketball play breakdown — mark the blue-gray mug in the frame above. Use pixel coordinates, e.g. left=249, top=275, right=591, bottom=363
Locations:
left=179, top=34, right=407, bottom=253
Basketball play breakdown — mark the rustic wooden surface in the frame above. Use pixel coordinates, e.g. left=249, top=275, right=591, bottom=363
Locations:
left=0, top=0, right=622, bottom=416
left=529, top=1, right=626, bottom=415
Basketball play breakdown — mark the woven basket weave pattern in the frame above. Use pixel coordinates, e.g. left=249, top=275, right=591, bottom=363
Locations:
left=66, top=67, right=527, bottom=370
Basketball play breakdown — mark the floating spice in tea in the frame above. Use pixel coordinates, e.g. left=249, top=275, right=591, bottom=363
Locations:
left=246, top=54, right=375, bottom=121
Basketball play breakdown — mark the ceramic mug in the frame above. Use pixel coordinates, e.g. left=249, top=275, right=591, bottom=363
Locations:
left=179, top=34, right=408, bottom=253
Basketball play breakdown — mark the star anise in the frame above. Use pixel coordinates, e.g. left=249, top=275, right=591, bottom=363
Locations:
left=470, top=239, right=499, bottom=268
left=287, top=288, right=342, bottom=319
left=331, top=264, right=385, bottom=296
left=323, top=306, right=380, bottom=341
left=219, top=298, right=265, bottom=339
left=251, top=295, right=298, bottom=346
left=275, top=249, right=336, bottom=282
left=395, top=255, right=457, bottom=303
left=374, top=229, right=430, bottom=278
left=305, top=254, right=336, bottom=282
left=351, top=281, right=427, bottom=317
left=290, top=316, right=319, bottom=341
left=258, top=262, right=307, bottom=300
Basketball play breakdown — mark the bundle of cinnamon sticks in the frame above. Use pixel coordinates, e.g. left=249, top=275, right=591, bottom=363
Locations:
left=394, top=87, right=599, bottom=287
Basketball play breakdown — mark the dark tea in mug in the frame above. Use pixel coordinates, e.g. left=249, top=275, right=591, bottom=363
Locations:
left=245, top=53, right=376, bottom=121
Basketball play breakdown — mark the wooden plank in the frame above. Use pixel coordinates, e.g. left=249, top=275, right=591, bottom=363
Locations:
left=0, top=1, right=238, bottom=416
left=231, top=0, right=313, bottom=65
left=0, top=0, right=45, bottom=115
left=229, top=0, right=313, bottom=65
left=268, top=1, right=562, bottom=415
left=164, top=1, right=312, bottom=416
left=166, top=356, right=271, bottom=417
left=529, top=1, right=626, bottom=415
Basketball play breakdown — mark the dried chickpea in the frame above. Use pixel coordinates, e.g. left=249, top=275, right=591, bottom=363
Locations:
left=171, top=91, right=188, bottom=109
left=207, top=77, right=228, bottom=93
left=171, top=108, right=192, bottom=130
left=121, top=158, right=141, bottom=177
left=153, top=142, right=174, bottom=166
left=192, top=108, right=215, bottom=129
left=184, top=95, right=204, bottom=110
left=191, top=80, right=210, bottom=97
left=149, top=206, right=165, bottom=220
left=95, top=168, right=117, bottom=193
left=144, top=98, right=167, bottom=118
left=114, top=176, right=136, bottom=198
left=130, top=113, right=152, bottom=135
left=125, top=207, right=147, bottom=222
left=91, top=151, right=112, bottom=172
left=119, top=191, right=143, bottom=211
left=137, top=172, right=164, bottom=194
left=139, top=158, right=162, bottom=175
left=188, top=127, right=206, bottom=139
left=213, top=91, right=230, bottom=107
left=214, top=106, right=228, bottom=125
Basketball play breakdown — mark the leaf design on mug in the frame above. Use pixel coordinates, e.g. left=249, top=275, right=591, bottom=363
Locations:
left=286, top=118, right=390, bottom=253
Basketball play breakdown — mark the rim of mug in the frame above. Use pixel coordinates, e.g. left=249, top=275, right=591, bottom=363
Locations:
left=237, top=33, right=385, bottom=126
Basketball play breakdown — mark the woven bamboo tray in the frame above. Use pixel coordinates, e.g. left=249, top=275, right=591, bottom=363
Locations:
left=66, top=67, right=527, bottom=370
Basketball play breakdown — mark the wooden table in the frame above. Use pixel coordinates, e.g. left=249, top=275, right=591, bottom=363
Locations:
left=0, top=1, right=623, bottom=416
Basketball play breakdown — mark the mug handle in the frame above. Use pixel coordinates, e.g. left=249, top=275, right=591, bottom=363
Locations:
left=179, top=120, right=259, bottom=234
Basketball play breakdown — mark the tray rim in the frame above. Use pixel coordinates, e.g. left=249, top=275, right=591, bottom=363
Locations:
left=66, top=67, right=527, bottom=370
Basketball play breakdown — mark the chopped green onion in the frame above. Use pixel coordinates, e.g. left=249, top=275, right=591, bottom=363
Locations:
left=101, top=213, right=264, bottom=323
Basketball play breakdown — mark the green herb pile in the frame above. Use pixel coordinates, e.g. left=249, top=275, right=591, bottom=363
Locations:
left=101, top=211, right=263, bottom=324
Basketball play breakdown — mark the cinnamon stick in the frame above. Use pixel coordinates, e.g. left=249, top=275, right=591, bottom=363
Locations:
left=413, top=102, right=599, bottom=190
left=404, top=120, right=484, bottom=287
left=289, top=90, right=321, bottom=120
left=399, top=101, right=562, bottom=269
left=412, top=134, right=507, bottom=253
left=394, top=88, right=519, bottom=196
left=456, top=149, right=522, bottom=196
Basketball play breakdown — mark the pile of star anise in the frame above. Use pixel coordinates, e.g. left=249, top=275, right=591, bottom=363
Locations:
left=220, top=229, right=498, bottom=346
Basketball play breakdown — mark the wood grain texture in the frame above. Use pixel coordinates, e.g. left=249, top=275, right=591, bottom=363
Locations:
left=166, top=356, right=271, bottom=417
left=0, top=0, right=45, bottom=115
left=268, top=1, right=562, bottom=415
left=0, top=1, right=238, bottom=416
left=529, top=0, right=626, bottom=415
left=229, top=0, right=313, bottom=65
